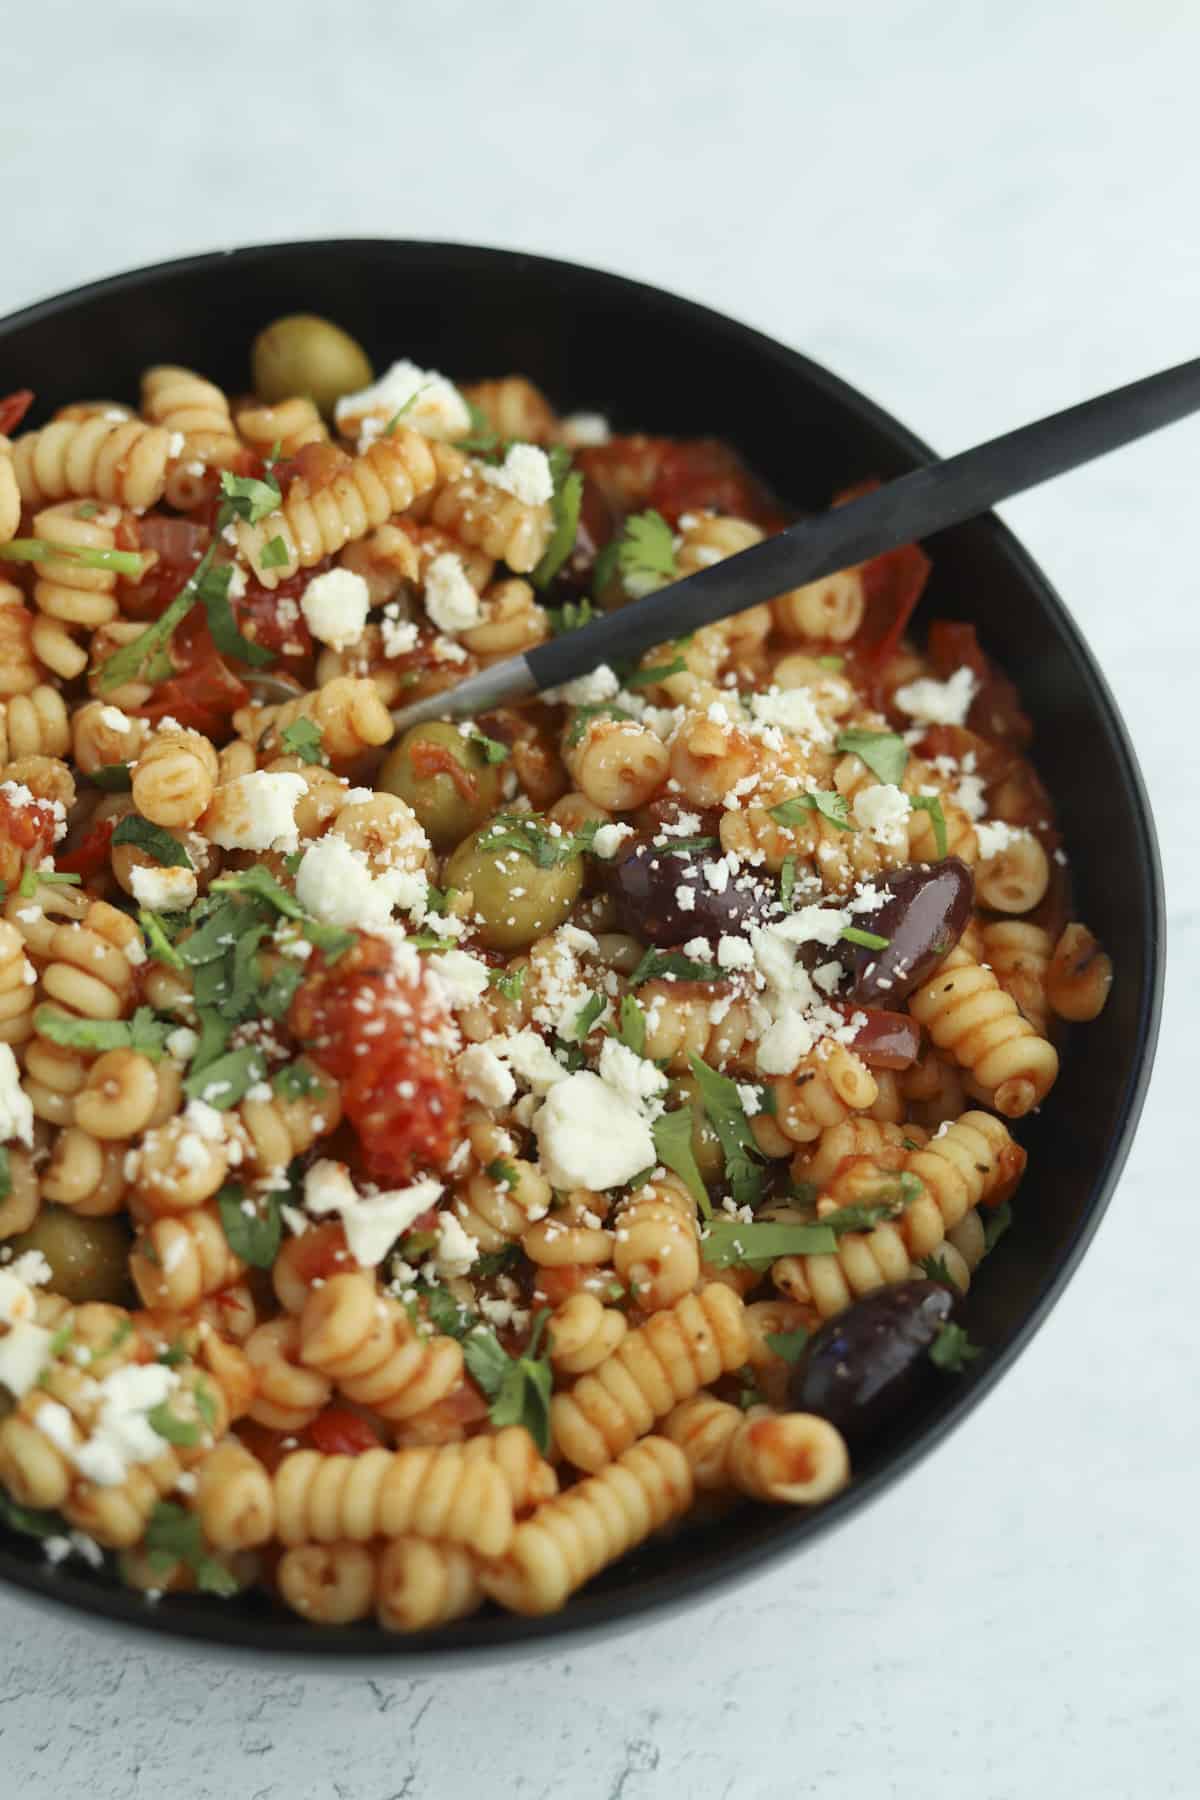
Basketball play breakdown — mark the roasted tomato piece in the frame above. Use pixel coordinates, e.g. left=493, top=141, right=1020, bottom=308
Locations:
left=306, top=1406, right=385, bottom=1457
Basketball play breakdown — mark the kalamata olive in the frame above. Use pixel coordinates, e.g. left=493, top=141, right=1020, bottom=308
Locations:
left=790, top=1280, right=954, bottom=1445
left=603, top=837, right=772, bottom=948
left=842, top=1006, right=922, bottom=1070
left=842, top=857, right=974, bottom=1006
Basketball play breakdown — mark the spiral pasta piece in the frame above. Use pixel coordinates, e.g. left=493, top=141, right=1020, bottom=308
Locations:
left=461, top=376, right=557, bottom=444
left=237, top=676, right=393, bottom=764
left=547, top=1292, right=629, bottom=1375
left=460, top=1425, right=559, bottom=1513
left=429, top=459, right=552, bottom=574
left=236, top=395, right=328, bottom=458
left=130, top=1203, right=246, bottom=1310
left=763, top=1045, right=879, bottom=1146
left=0, top=583, right=39, bottom=696
left=612, top=1173, right=700, bottom=1312
left=0, top=919, right=36, bottom=1048
left=727, top=1410, right=850, bottom=1504
left=236, top=1062, right=341, bottom=1175
left=12, top=416, right=171, bottom=510
left=192, top=1439, right=276, bottom=1550
left=772, top=568, right=865, bottom=642
left=130, top=728, right=219, bottom=829
left=0, top=439, right=18, bottom=544
left=278, top=1541, right=377, bottom=1625
left=908, top=945, right=1059, bottom=1117
left=272, top=1444, right=514, bottom=1553
left=479, top=1437, right=692, bottom=1616
left=299, top=1272, right=465, bottom=1421
left=245, top=1317, right=332, bottom=1430
left=1047, top=922, right=1113, bottom=1022
left=550, top=1284, right=749, bottom=1473
left=236, top=429, right=450, bottom=586
left=639, top=982, right=755, bottom=1074
left=980, top=920, right=1053, bottom=1034
left=902, top=1110, right=1026, bottom=1239
left=375, top=1536, right=484, bottom=1632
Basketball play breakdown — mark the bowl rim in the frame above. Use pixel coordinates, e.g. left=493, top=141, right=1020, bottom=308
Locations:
left=0, top=238, right=1166, bottom=1666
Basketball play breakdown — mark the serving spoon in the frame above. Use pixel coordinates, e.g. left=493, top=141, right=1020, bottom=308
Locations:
left=249, top=353, right=1200, bottom=726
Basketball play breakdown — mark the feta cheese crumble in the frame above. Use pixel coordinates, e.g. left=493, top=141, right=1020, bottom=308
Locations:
left=893, top=666, right=978, bottom=727
left=205, top=771, right=308, bottom=854
left=299, top=568, right=372, bottom=651
left=480, top=443, right=554, bottom=507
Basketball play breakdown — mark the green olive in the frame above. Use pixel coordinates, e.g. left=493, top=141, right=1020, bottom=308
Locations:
left=378, top=723, right=505, bottom=851
left=250, top=314, right=373, bottom=418
left=672, top=1074, right=725, bottom=1184
left=8, top=1206, right=133, bottom=1306
left=445, top=820, right=584, bottom=952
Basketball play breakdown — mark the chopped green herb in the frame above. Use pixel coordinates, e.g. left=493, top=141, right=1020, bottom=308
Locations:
left=616, top=509, right=677, bottom=592
left=779, top=856, right=797, bottom=911
left=216, top=1180, right=283, bottom=1268
left=0, top=1491, right=62, bottom=1540
left=769, top=791, right=853, bottom=831
left=625, top=655, right=687, bottom=689
left=93, top=543, right=219, bottom=691
left=412, top=1281, right=475, bottom=1340
left=654, top=835, right=717, bottom=857
left=156, top=1341, right=189, bottom=1368
left=138, top=909, right=185, bottom=969
left=568, top=993, right=605, bottom=1041
left=614, top=992, right=647, bottom=1057
left=736, top=1369, right=766, bottom=1412
left=456, top=399, right=501, bottom=456
left=701, top=1217, right=837, bottom=1269
left=272, top=1059, right=321, bottom=1100
left=463, top=1312, right=553, bottom=1454
left=216, top=468, right=282, bottom=529
left=473, top=1244, right=521, bottom=1280
left=765, top=1328, right=810, bottom=1366
left=564, top=701, right=633, bottom=748
left=929, top=1322, right=982, bottom=1373
left=488, top=965, right=526, bottom=1004
left=196, top=558, right=275, bottom=669
left=0, top=537, right=143, bottom=576
left=279, top=718, right=327, bottom=764
left=909, top=793, right=948, bottom=859
left=18, top=868, right=80, bottom=898
left=840, top=925, right=890, bottom=951
left=210, top=865, right=302, bottom=918
left=47, top=1321, right=73, bottom=1359
left=183, top=1045, right=268, bottom=1110
left=32, top=1004, right=174, bottom=1061
left=628, top=948, right=724, bottom=988
left=111, top=815, right=193, bottom=869
left=84, top=763, right=134, bottom=791
left=485, top=1158, right=518, bottom=1188
left=532, top=459, right=583, bottom=590
left=145, top=1501, right=238, bottom=1596
left=816, top=654, right=845, bottom=672
left=650, top=1108, right=710, bottom=1219
left=917, top=1253, right=962, bottom=1294
left=470, top=732, right=511, bottom=765
left=835, top=727, right=909, bottom=786
left=688, top=1054, right=764, bottom=1213
left=147, top=1401, right=203, bottom=1448
left=258, top=535, right=291, bottom=571
left=547, top=596, right=596, bottom=635
left=383, top=384, right=430, bottom=435
left=301, top=918, right=356, bottom=961
left=477, top=813, right=587, bottom=869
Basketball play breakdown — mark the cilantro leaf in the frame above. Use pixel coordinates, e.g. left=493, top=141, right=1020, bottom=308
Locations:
left=216, top=468, right=282, bottom=529
left=650, top=1108, right=710, bottom=1219
left=413, top=1282, right=475, bottom=1341
left=917, top=1253, right=962, bottom=1294
left=929, top=1322, right=982, bottom=1373
left=625, top=655, right=687, bottom=689
left=196, top=558, right=274, bottom=668
left=210, top=865, right=303, bottom=917
left=216, top=1180, right=283, bottom=1268
left=909, top=793, right=948, bottom=859
left=83, top=763, right=133, bottom=791
left=279, top=718, right=327, bottom=764
left=0, top=1490, right=63, bottom=1539
left=464, top=1313, right=553, bottom=1453
left=111, top=815, right=193, bottom=869
left=93, top=542, right=217, bottom=692
left=840, top=925, right=890, bottom=951
left=18, top=868, right=80, bottom=899
left=779, top=855, right=797, bottom=911
left=769, top=791, right=854, bottom=831
left=139, top=909, right=185, bottom=969
left=547, top=596, right=595, bottom=635
left=701, top=1218, right=837, bottom=1269
left=764, top=1327, right=810, bottom=1366
left=687, top=1054, right=764, bottom=1212
left=259, top=535, right=291, bottom=571
left=183, top=1045, right=267, bottom=1110
left=147, top=1401, right=204, bottom=1448
left=272, top=1059, right=321, bottom=1100
left=477, top=813, right=584, bottom=869
left=32, top=1004, right=174, bottom=1061
left=617, top=510, right=677, bottom=593
left=564, top=702, right=634, bottom=748
left=470, top=732, right=510, bottom=765
left=835, top=728, right=909, bottom=786
left=144, top=1501, right=238, bottom=1596
left=0, top=537, right=142, bottom=577
left=485, top=1158, right=518, bottom=1188
left=614, top=992, right=647, bottom=1056
left=532, top=462, right=583, bottom=590
left=567, top=993, right=605, bottom=1041
left=488, top=965, right=526, bottom=1003
left=472, top=1244, right=520, bottom=1280
left=629, top=948, right=724, bottom=988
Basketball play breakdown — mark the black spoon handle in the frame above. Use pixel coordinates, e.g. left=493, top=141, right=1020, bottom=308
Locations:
left=390, top=352, right=1200, bottom=732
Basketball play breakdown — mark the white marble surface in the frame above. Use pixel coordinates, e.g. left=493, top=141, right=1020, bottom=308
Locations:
left=1, top=2, right=1197, bottom=1794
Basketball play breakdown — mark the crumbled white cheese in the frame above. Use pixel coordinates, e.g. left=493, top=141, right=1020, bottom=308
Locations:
left=165, top=1026, right=198, bottom=1062
left=853, top=782, right=912, bottom=846
left=380, top=608, right=420, bottom=658
left=676, top=883, right=697, bottom=912
left=533, top=1070, right=656, bottom=1190
left=426, top=947, right=492, bottom=1010
left=598, top=1036, right=668, bottom=1119
left=716, top=935, right=756, bottom=971
left=206, top=771, right=307, bottom=854
left=486, top=1030, right=569, bottom=1095
left=299, top=568, right=371, bottom=651
left=0, top=1321, right=51, bottom=1399
left=66, top=1363, right=181, bottom=1487
left=480, top=443, right=554, bottom=507
left=303, top=1160, right=442, bottom=1268
left=335, top=360, right=471, bottom=445
left=559, top=413, right=611, bottom=448
left=756, top=1010, right=816, bottom=1075
left=590, top=822, right=635, bottom=859
left=98, top=705, right=133, bottom=733
left=0, top=1043, right=34, bottom=1147
left=422, top=553, right=482, bottom=634
left=893, top=666, right=978, bottom=727
left=456, top=1043, right=517, bottom=1109
left=547, top=663, right=620, bottom=707
left=294, top=834, right=411, bottom=931
left=749, top=687, right=831, bottom=743
left=129, top=862, right=198, bottom=913
left=975, top=819, right=1025, bottom=860
left=433, top=1212, right=478, bottom=1279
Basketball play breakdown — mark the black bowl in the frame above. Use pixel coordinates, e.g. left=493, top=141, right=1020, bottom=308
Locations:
left=0, top=241, right=1164, bottom=1665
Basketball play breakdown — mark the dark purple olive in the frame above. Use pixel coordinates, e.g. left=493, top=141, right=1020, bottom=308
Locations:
left=790, top=1279, right=954, bottom=1446
left=841, top=856, right=974, bottom=1005
left=604, top=836, right=772, bottom=948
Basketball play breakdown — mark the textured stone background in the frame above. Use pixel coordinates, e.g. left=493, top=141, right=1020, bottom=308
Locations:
left=2, top=3, right=1197, bottom=1794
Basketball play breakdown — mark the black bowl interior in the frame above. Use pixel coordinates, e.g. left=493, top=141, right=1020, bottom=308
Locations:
left=0, top=242, right=1164, bottom=1664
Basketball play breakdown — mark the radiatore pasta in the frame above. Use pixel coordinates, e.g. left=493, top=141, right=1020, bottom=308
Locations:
left=0, top=321, right=1111, bottom=1631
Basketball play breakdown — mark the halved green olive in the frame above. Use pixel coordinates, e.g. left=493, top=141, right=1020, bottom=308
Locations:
left=7, top=1206, right=133, bottom=1305
left=445, top=822, right=583, bottom=952
left=250, top=314, right=373, bottom=418
left=378, top=723, right=505, bottom=850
